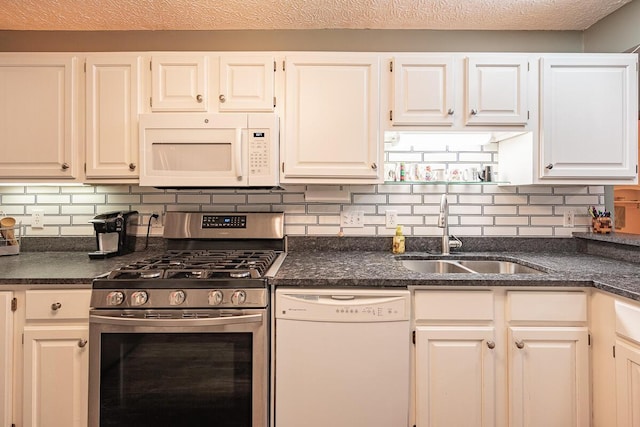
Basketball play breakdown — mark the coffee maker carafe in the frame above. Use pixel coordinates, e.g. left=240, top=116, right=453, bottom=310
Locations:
left=88, top=211, right=138, bottom=259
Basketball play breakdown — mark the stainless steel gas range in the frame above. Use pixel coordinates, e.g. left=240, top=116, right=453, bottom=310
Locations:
left=88, top=211, right=285, bottom=427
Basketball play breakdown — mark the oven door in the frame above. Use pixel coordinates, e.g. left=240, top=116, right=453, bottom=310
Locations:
left=88, top=309, right=267, bottom=427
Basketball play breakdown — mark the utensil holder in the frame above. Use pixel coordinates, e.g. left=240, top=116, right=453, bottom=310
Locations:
left=592, top=217, right=612, bottom=234
left=0, top=221, right=21, bottom=256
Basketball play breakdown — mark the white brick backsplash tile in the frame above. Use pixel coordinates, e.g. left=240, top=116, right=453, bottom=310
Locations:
left=531, top=216, right=563, bottom=226
left=0, top=186, right=26, bottom=194
left=142, top=194, right=177, bottom=204
left=26, top=186, right=60, bottom=194
left=450, top=205, right=482, bottom=215
left=529, top=196, right=563, bottom=205
left=274, top=205, right=306, bottom=214
left=319, top=215, right=340, bottom=225
left=72, top=194, right=106, bottom=204
left=413, top=205, right=441, bottom=215
left=240, top=205, right=272, bottom=212
left=413, top=184, right=448, bottom=194
left=458, top=195, right=493, bottom=204
left=61, top=205, right=95, bottom=215
left=72, top=215, right=94, bottom=225
left=554, top=186, right=588, bottom=195
left=98, top=205, right=130, bottom=214
left=353, top=205, right=377, bottom=214
left=175, top=194, right=211, bottom=204
left=398, top=215, right=424, bottom=225
left=554, top=228, right=577, bottom=237
left=423, top=193, right=455, bottom=204
left=284, top=225, right=306, bottom=235
left=389, top=194, right=422, bottom=204
left=354, top=194, right=387, bottom=204
left=482, top=185, right=517, bottom=194
left=62, top=185, right=95, bottom=194
left=0, top=206, right=25, bottom=215
left=307, top=225, right=341, bottom=235
left=449, top=226, right=482, bottom=236
left=483, top=226, right=518, bottom=236
left=458, top=153, right=493, bottom=162
left=378, top=205, right=412, bottom=215
left=3, top=195, right=36, bottom=204
left=283, top=193, right=306, bottom=203
left=26, top=227, right=60, bottom=236
left=388, top=153, right=423, bottom=162
left=26, top=205, right=58, bottom=215
left=108, top=194, right=142, bottom=204
left=349, top=185, right=377, bottom=194
left=524, top=186, right=553, bottom=195
left=495, top=216, right=529, bottom=225
left=589, top=186, right=605, bottom=194
left=460, top=216, right=494, bottom=225
left=412, top=225, right=442, bottom=236
left=518, top=227, right=553, bottom=236
left=448, top=185, right=483, bottom=194
left=378, top=184, right=412, bottom=194
left=61, top=225, right=94, bottom=236
left=484, top=205, right=517, bottom=215
left=213, top=194, right=247, bottom=204
left=341, top=227, right=377, bottom=236
left=494, top=194, right=528, bottom=205
left=423, top=153, right=457, bottom=162
left=286, top=215, right=318, bottom=224
left=565, top=195, right=600, bottom=205
left=518, top=205, right=553, bottom=215
left=247, top=194, right=282, bottom=204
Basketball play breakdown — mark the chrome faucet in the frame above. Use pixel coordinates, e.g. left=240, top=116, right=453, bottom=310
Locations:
left=438, top=193, right=462, bottom=255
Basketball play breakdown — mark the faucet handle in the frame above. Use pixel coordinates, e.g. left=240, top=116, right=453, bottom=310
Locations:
left=449, top=235, right=463, bottom=249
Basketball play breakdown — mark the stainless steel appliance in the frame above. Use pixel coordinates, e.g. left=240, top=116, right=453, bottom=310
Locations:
left=89, top=211, right=285, bottom=427
left=138, top=113, right=279, bottom=188
left=88, top=211, right=138, bottom=259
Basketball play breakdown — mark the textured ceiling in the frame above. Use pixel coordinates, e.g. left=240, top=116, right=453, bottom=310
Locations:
left=0, top=0, right=632, bottom=31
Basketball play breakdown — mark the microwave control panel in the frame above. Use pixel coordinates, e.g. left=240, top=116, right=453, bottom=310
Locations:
left=249, top=130, right=271, bottom=177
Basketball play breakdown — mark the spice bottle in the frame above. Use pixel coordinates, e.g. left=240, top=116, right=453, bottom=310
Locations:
left=392, top=225, right=405, bottom=254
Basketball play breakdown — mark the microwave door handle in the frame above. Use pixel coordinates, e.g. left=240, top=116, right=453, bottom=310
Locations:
left=90, top=313, right=263, bottom=327
left=235, top=128, right=243, bottom=181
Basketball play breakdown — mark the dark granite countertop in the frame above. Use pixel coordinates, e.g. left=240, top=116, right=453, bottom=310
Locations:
left=2, top=246, right=640, bottom=302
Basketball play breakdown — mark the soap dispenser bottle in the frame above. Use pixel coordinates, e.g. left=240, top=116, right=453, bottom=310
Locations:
left=392, top=225, right=405, bottom=254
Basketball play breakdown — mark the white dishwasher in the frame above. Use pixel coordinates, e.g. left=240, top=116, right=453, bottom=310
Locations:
left=274, top=288, right=411, bottom=427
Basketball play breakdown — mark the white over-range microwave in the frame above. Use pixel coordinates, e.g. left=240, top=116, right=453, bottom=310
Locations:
left=139, top=113, right=279, bottom=188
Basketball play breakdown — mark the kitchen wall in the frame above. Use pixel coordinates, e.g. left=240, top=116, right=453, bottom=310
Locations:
left=0, top=142, right=599, bottom=238
left=584, top=0, right=640, bottom=53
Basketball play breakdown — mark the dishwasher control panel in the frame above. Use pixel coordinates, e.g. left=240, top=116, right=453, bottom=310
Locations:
left=275, top=290, right=410, bottom=322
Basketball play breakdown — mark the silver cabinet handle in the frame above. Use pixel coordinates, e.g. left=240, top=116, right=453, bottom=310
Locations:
left=371, top=163, right=378, bottom=170
left=545, top=163, right=554, bottom=170
left=196, top=94, right=203, bottom=103
left=218, top=94, right=226, bottom=103
left=515, top=340, right=525, bottom=349
left=78, top=339, right=87, bottom=348
left=470, top=109, right=478, bottom=115
left=487, top=341, right=496, bottom=349
left=61, top=163, right=70, bottom=170
left=129, top=163, right=136, bottom=171
left=51, top=302, right=62, bottom=311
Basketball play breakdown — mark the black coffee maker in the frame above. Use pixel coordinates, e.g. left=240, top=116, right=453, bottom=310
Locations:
left=88, top=211, right=138, bottom=259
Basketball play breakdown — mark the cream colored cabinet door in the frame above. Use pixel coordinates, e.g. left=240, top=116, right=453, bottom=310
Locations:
left=615, top=339, right=640, bottom=427
left=282, top=54, right=382, bottom=183
left=465, top=55, right=529, bottom=126
left=23, top=325, right=89, bottom=427
left=151, top=54, right=207, bottom=111
left=218, top=55, right=275, bottom=112
left=540, top=55, right=638, bottom=180
left=390, top=56, right=455, bottom=126
left=508, top=326, right=590, bottom=427
left=0, top=292, right=13, bottom=427
left=0, top=54, right=79, bottom=179
left=415, top=326, right=496, bottom=427
left=85, top=55, right=142, bottom=179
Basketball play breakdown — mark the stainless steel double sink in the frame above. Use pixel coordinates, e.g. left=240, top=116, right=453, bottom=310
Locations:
left=399, top=258, right=545, bottom=275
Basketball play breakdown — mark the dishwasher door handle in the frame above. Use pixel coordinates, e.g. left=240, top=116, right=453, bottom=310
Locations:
left=330, top=295, right=356, bottom=300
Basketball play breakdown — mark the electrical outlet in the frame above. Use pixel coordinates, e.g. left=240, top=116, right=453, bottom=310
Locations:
left=385, top=210, right=398, bottom=228
left=563, top=211, right=575, bottom=227
left=151, top=211, right=163, bottom=228
left=340, top=210, right=364, bottom=228
left=31, top=209, right=44, bottom=229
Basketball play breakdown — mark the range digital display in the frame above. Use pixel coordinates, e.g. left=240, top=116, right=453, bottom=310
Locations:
left=202, top=215, right=247, bottom=228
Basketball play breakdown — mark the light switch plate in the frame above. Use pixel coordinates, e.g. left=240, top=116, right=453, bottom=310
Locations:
left=340, top=210, right=364, bottom=228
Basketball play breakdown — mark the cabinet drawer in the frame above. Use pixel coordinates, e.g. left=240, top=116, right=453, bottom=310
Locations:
left=414, top=290, right=494, bottom=321
left=615, top=300, right=640, bottom=345
left=25, top=290, right=91, bottom=321
left=508, top=291, right=587, bottom=322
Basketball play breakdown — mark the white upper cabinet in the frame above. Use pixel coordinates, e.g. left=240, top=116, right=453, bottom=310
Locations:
left=218, top=55, right=275, bottom=112
left=391, top=56, right=455, bottom=126
left=150, top=54, right=208, bottom=111
left=282, top=54, right=382, bottom=183
left=0, top=54, right=79, bottom=180
left=465, top=55, right=529, bottom=126
left=85, top=55, right=142, bottom=180
left=539, top=55, right=638, bottom=180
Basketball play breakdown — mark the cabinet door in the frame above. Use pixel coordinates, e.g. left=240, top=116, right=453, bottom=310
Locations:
left=219, top=55, right=275, bottom=111
left=391, top=56, right=454, bottom=126
left=151, top=55, right=207, bottom=111
left=283, top=54, right=381, bottom=182
left=540, top=55, right=638, bottom=179
left=465, top=56, right=529, bottom=126
left=415, top=326, right=496, bottom=427
left=615, top=339, right=640, bottom=427
left=85, top=55, right=141, bottom=179
left=0, top=292, right=12, bottom=427
left=0, top=55, right=79, bottom=179
left=508, top=326, right=590, bottom=427
left=23, top=325, right=89, bottom=427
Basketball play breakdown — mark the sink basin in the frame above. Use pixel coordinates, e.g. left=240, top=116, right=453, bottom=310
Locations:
left=400, top=259, right=545, bottom=275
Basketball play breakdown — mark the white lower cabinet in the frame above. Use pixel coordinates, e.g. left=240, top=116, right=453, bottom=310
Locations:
left=614, top=299, right=640, bottom=427
left=413, top=289, right=590, bottom=427
left=0, top=292, right=13, bottom=427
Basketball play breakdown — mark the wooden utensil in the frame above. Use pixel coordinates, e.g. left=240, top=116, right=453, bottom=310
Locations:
left=0, top=216, right=18, bottom=245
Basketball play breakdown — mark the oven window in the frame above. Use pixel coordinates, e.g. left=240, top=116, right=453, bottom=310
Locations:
left=99, top=333, right=252, bottom=427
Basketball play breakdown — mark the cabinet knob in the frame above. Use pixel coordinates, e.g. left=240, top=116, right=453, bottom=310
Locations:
left=371, top=163, right=378, bottom=170
left=486, top=341, right=496, bottom=349
left=470, top=109, right=478, bottom=115
left=129, top=163, right=136, bottom=171
left=447, top=109, right=454, bottom=115
left=218, top=94, right=226, bottom=103
left=51, top=302, right=62, bottom=311
left=515, top=340, right=525, bottom=349
left=61, top=163, right=70, bottom=170
left=545, top=163, right=554, bottom=170
left=77, top=339, right=88, bottom=348
left=196, top=94, right=203, bottom=103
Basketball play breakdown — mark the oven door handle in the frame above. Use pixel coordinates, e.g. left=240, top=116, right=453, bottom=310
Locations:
left=89, top=313, right=263, bottom=327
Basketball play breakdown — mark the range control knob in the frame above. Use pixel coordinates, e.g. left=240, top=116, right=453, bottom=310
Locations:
left=131, top=291, right=149, bottom=306
left=169, top=290, right=186, bottom=306
left=231, top=290, right=247, bottom=306
left=208, top=290, right=224, bottom=306
left=106, top=291, right=125, bottom=306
